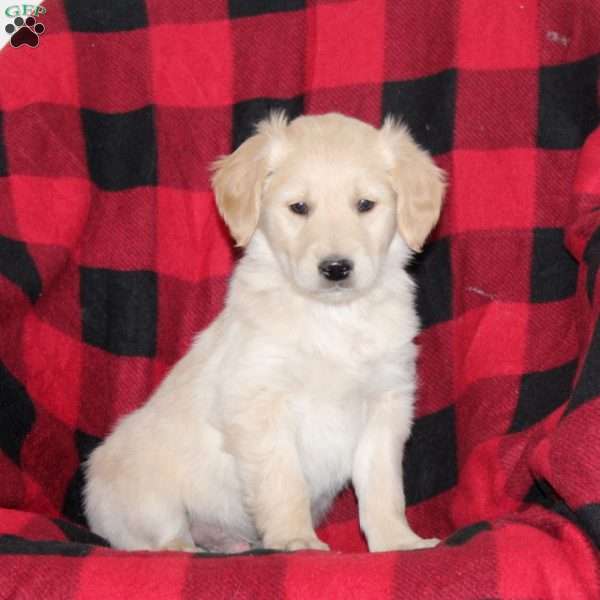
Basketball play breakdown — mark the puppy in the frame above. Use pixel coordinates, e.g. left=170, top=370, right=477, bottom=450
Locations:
left=84, top=112, right=446, bottom=553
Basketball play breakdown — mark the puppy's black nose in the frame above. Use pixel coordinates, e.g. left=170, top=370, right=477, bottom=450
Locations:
left=318, top=257, right=354, bottom=281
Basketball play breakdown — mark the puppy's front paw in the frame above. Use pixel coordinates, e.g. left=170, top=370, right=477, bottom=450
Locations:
left=394, top=536, right=440, bottom=551
left=286, top=537, right=330, bottom=552
left=369, top=533, right=440, bottom=553
left=266, top=535, right=330, bottom=552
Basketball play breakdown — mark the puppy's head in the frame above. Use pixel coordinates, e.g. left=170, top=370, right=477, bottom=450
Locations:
left=212, top=112, right=445, bottom=302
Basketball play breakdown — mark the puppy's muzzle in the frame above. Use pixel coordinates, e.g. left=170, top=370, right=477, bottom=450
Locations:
left=318, top=257, right=354, bottom=282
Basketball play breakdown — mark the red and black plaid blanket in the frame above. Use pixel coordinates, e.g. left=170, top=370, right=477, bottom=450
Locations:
left=0, top=1, right=599, bottom=598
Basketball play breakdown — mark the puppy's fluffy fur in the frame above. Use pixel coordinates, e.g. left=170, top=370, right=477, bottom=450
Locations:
left=84, top=113, right=446, bottom=553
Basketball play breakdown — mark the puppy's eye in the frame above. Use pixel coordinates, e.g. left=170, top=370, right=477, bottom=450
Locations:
left=289, top=202, right=310, bottom=216
left=357, top=199, right=376, bottom=213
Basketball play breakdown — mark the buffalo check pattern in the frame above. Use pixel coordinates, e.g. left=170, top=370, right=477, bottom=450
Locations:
left=0, top=1, right=599, bottom=598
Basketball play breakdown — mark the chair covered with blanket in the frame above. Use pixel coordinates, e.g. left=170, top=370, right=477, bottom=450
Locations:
left=0, top=1, right=599, bottom=598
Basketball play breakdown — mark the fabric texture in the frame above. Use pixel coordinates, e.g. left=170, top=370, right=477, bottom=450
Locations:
left=0, top=1, right=599, bottom=597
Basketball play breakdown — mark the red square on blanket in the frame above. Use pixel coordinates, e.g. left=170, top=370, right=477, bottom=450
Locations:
left=151, top=22, right=233, bottom=107
left=78, top=555, right=189, bottom=599
left=79, top=349, right=156, bottom=436
left=155, top=106, right=231, bottom=192
left=231, top=12, right=306, bottom=101
left=4, top=104, right=87, bottom=179
left=454, top=69, right=538, bottom=150
left=455, top=375, right=521, bottom=459
left=156, top=188, right=233, bottom=282
left=451, top=230, right=532, bottom=317
left=12, top=176, right=91, bottom=247
left=307, top=0, right=385, bottom=89
left=0, top=33, right=78, bottom=111
left=23, top=314, right=82, bottom=428
left=457, top=0, right=539, bottom=69
left=384, top=1, right=457, bottom=80
left=79, top=187, right=157, bottom=271
left=525, top=302, right=579, bottom=373
left=306, top=84, right=381, bottom=127
left=453, top=302, right=529, bottom=396
left=74, top=30, right=153, bottom=112
left=157, top=275, right=229, bottom=366
left=497, top=520, right=599, bottom=598
left=451, top=148, right=537, bottom=233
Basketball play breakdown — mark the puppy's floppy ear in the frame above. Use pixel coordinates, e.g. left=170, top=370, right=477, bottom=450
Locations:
left=380, top=117, right=446, bottom=252
left=211, top=112, right=288, bottom=247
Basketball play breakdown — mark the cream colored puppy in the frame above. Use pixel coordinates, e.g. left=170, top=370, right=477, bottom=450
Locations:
left=84, top=112, right=446, bottom=553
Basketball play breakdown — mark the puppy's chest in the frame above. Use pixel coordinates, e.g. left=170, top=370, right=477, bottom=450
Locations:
left=297, top=305, right=407, bottom=366
left=264, top=299, right=415, bottom=496
left=292, top=384, right=367, bottom=496
left=289, top=352, right=405, bottom=498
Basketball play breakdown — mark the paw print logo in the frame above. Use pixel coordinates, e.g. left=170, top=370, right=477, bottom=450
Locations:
left=5, top=16, right=45, bottom=48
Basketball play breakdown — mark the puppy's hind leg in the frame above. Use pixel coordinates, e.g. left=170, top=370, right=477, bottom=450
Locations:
left=89, top=490, right=197, bottom=552
left=161, top=529, right=198, bottom=553
left=136, top=500, right=199, bottom=552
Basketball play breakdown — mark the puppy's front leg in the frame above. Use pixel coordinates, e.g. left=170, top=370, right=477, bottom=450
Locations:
left=353, top=392, right=439, bottom=552
left=225, top=395, right=329, bottom=552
